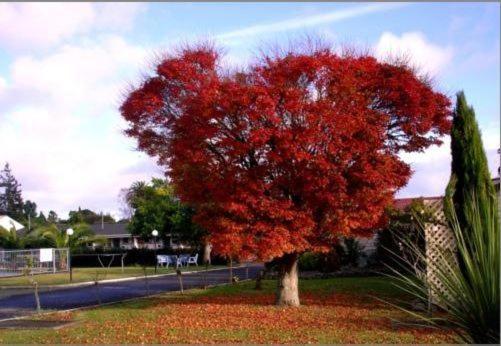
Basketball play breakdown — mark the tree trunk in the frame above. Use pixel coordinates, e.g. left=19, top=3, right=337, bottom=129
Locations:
left=176, top=269, right=184, bottom=293
left=203, top=261, right=208, bottom=289
left=203, top=242, right=212, bottom=265
left=94, top=281, right=101, bottom=305
left=275, top=252, right=300, bottom=306
left=255, top=269, right=263, bottom=290
left=33, top=281, right=41, bottom=313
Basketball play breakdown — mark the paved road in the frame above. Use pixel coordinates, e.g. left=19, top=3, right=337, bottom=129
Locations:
left=0, top=264, right=263, bottom=321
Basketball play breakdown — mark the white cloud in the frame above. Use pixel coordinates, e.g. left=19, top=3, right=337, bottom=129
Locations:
left=0, top=3, right=94, bottom=50
left=0, top=76, right=6, bottom=98
left=375, top=31, right=454, bottom=76
left=2, top=36, right=148, bottom=115
left=0, top=3, right=145, bottom=51
left=217, top=3, right=407, bottom=43
left=397, top=139, right=450, bottom=197
left=0, top=36, right=159, bottom=218
left=398, top=130, right=500, bottom=198
left=94, top=3, right=146, bottom=31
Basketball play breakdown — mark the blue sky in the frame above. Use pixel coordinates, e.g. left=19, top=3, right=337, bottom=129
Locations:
left=0, top=2, right=499, bottom=218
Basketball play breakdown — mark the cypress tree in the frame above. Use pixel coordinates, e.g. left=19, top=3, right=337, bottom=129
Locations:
left=0, top=163, right=24, bottom=220
left=444, top=91, right=499, bottom=239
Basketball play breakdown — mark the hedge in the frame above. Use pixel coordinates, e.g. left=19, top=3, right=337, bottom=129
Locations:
left=70, top=247, right=230, bottom=267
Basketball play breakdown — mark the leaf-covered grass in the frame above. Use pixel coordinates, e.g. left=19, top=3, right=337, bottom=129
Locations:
left=0, top=277, right=456, bottom=344
left=0, top=265, right=225, bottom=287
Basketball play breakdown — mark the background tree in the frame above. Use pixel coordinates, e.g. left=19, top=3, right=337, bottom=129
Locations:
left=170, top=204, right=206, bottom=247
left=22, top=200, right=38, bottom=231
left=0, top=222, right=50, bottom=249
left=0, top=226, right=50, bottom=249
left=37, top=211, right=47, bottom=224
left=118, top=187, right=134, bottom=220
left=37, top=223, right=103, bottom=250
left=23, top=200, right=38, bottom=221
left=124, top=178, right=204, bottom=247
left=0, top=163, right=24, bottom=220
left=47, top=210, right=59, bottom=224
left=171, top=203, right=211, bottom=263
left=125, top=179, right=173, bottom=241
left=121, top=42, right=451, bottom=306
left=0, top=225, right=23, bottom=249
left=444, top=91, right=499, bottom=241
left=67, top=208, right=115, bottom=225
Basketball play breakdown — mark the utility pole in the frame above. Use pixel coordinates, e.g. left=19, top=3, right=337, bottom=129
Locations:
left=66, top=228, right=74, bottom=282
left=152, top=229, right=159, bottom=274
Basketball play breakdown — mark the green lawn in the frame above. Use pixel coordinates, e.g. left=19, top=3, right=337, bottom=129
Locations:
left=0, top=265, right=225, bottom=287
left=0, top=277, right=456, bottom=344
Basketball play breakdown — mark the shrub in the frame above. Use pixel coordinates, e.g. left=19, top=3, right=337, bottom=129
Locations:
left=342, top=237, right=364, bottom=267
left=388, top=194, right=499, bottom=343
left=297, top=248, right=343, bottom=273
left=298, top=252, right=320, bottom=271
left=374, top=201, right=428, bottom=273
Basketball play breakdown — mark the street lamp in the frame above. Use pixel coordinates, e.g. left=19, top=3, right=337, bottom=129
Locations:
left=152, top=229, right=158, bottom=274
left=66, top=228, right=74, bottom=282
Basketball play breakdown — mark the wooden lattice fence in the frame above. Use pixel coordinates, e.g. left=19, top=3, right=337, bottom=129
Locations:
left=423, top=199, right=457, bottom=303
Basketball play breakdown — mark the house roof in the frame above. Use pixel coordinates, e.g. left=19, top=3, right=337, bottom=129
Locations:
left=0, top=215, right=24, bottom=231
left=394, top=176, right=501, bottom=210
left=392, top=196, right=443, bottom=211
left=89, top=223, right=130, bottom=237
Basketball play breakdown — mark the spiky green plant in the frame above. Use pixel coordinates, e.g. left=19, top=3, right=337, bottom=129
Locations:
left=387, top=193, right=499, bottom=344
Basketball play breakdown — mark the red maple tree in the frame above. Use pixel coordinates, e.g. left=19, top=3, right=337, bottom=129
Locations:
left=121, top=44, right=451, bottom=305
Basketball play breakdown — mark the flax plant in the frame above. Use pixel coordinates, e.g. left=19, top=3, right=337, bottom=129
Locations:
left=386, top=193, right=499, bottom=344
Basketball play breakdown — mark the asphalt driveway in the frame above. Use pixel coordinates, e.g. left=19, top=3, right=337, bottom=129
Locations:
left=0, top=264, right=263, bottom=321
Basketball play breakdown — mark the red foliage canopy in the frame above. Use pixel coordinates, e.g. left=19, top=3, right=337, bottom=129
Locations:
left=121, top=45, right=451, bottom=261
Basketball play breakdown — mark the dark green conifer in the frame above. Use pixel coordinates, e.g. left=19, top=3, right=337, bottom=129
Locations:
left=445, top=91, right=499, bottom=243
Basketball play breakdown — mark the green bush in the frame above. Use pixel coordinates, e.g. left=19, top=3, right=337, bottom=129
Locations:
left=298, top=249, right=342, bottom=273
left=298, top=252, right=320, bottom=271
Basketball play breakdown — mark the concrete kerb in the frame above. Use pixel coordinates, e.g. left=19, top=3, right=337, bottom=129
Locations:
left=0, top=264, right=248, bottom=290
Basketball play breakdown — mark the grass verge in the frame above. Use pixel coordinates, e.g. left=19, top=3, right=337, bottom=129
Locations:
left=0, top=265, right=226, bottom=287
left=0, top=276, right=456, bottom=344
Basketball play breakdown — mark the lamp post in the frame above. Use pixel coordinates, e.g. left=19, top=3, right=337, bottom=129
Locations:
left=66, top=228, right=74, bottom=282
left=152, top=229, right=158, bottom=274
